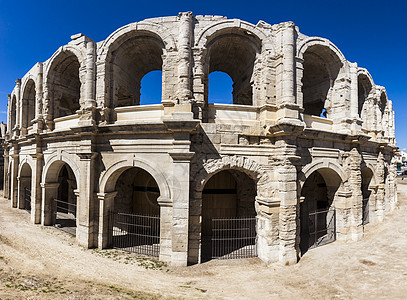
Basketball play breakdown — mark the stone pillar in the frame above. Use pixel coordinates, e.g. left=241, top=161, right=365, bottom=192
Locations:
left=97, top=191, right=117, bottom=249
left=30, top=153, right=43, bottom=224
left=43, top=85, right=54, bottom=132
left=332, top=190, right=352, bottom=240
left=14, top=79, right=21, bottom=136
left=6, top=94, right=11, bottom=135
left=78, top=39, right=97, bottom=126
left=158, top=197, right=173, bottom=263
left=376, top=152, right=385, bottom=221
left=3, top=151, right=9, bottom=199
left=164, top=113, right=198, bottom=266
left=177, top=11, right=193, bottom=103
left=32, top=64, right=44, bottom=132
left=76, top=152, right=97, bottom=248
left=350, top=63, right=358, bottom=119
left=191, top=48, right=205, bottom=120
left=348, top=147, right=363, bottom=241
left=10, top=153, right=19, bottom=208
left=41, top=182, right=59, bottom=225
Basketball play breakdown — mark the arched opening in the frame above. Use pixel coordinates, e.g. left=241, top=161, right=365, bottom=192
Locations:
left=19, top=163, right=32, bottom=212
left=110, top=167, right=160, bottom=256
left=208, top=71, right=233, bottom=104
left=357, top=74, right=372, bottom=119
left=201, top=169, right=257, bottom=262
left=22, top=79, right=36, bottom=132
left=54, top=164, right=78, bottom=235
left=111, top=34, right=164, bottom=107
left=361, top=167, right=374, bottom=225
left=206, top=31, right=260, bottom=106
left=139, top=70, right=163, bottom=105
left=49, top=52, right=81, bottom=118
left=10, top=95, right=17, bottom=131
left=300, top=168, right=341, bottom=255
left=302, top=45, right=342, bottom=117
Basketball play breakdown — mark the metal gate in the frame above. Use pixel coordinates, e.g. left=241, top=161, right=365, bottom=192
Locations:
left=54, top=198, right=77, bottom=235
left=204, top=217, right=257, bottom=260
left=24, top=187, right=31, bottom=212
left=111, top=211, right=160, bottom=257
left=362, top=198, right=369, bottom=225
left=301, top=208, right=336, bottom=251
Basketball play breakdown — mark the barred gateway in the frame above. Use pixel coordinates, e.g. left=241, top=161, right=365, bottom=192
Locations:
left=4, top=12, right=397, bottom=267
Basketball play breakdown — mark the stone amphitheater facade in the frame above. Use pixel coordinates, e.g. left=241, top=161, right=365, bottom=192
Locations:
left=4, top=12, right=397, bottom=266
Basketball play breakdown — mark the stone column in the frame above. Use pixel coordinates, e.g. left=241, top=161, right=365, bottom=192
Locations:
left=14, top=79, right=21, bottom=136
left=76, top=152, right=97, bottom=248
left=6, top=94, right=11, bottom=135
left=157, top=197, right=173, bottom=263
left=333, top=190, right=352, bottom=240
left=348, top=147, right=363, bottom=241
left=32, top=64, right=44, bottom=132
left=376, top=152, right=385, bottom=221
left=350, top=63, right=358, bottom=119
left=41, top=182, right=59, bottom=225
left=191, top=48, right=205, bottom=120
left=176, top=12, right=193, bottom=103
left=164, top=113, right=198, bottom=266
left=78, top=39, right=97, bottom=126
left=43, top=85, right=54, bottom=132
left=10, top=153, right=19, bottom=208
left=3, top=150, right=9, bottom=199
left=97, top=191, right=117, bottom=249
left=30, top=153, right=43, bottom=224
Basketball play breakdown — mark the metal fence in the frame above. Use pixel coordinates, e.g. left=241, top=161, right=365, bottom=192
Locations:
left=210, top=217, right=257, bottom=260
left=111, top=211, right=160, bottom=257
left=306, top=208, right=336, bottom=250
left=362, top=198, right=369, bottom=225
left=24, top=187, right=31, bottom=213
left=54, top=198, right=77, bottom=235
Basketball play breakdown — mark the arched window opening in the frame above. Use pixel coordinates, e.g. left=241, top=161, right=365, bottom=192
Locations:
left=22, top=79, right=36, bottom=131
left=112, top=167, right=160, bottom=256
left=201, top=169, right=257, bottom=262
left=302, top=45, right=342, bottom=117
left=208, top=71, right=233, bottom=104
left=357, top=74, right=372, bottom=118
left=379, top=92, right=387, bottom=116
left=140, top=70, right=163, bottom=105
left=55, top=164, right=78, bottom=235
left=19, top=163, right=32, bottom=212
left=300, top=168, right=341, bottom=256
left=112, top=35, right=164, bottom=107
left=50, top=52, right=81, bottom=118
left=361, top=167, right=374, bottom=225
left=206, top=33, right=259, bottom=106
left=10, top=95, right=17, bottom=130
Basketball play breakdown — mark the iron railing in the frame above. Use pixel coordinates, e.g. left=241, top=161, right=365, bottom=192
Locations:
left=207, top=217, right=257, bottom=260
left=24, top=187, right=31, bottom=213
left=54, top=198, right=77, bottom=235
left=111, top=211, right=160, bottom=257
left=362, top=198, right=369, bottom=225
left=306, top=208, right=336, bottom=250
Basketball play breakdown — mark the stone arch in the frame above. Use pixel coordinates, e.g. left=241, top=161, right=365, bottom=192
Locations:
left=97, top=21, right=176, bottom=62
left=9, top=94, right=17, bottom=130
left=194, top=156, right=270, bottom=198
left=21, top=78, right=36, bottom=132
left=360, top=161, right=378, bottom=185
left=195, top=19, right=268, bottom=49
left=357, top=68, right=375, bottom=125
left=44, top=45, right=86, bottom=81
left=99, top=158, right=171, bottom=204
left=298, top=37, right=348, bottom=118
left=299, top=159, right=347, bottom=189
left=42, top=153, right=80, bottom=185
left=18, top=156, right=34, bottom=178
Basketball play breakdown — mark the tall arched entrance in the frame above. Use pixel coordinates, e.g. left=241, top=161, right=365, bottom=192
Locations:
left=201, top=169, right=257, bottom=262
left=18, top=163, right=32, bottom=212
left=361, top=167, right=374, bottom=225
left=300, top=168, right=342, bottom=255
left=110, top=167, right=161, bottom=257
left=54, top=164, right=78, bottom=235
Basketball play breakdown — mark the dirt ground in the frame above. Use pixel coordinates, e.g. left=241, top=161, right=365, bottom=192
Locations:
left=0, top=181, right=407, bottom=299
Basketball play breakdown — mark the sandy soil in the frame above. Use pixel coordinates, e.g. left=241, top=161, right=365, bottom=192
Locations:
left=0, top=180, right=407, bottom=299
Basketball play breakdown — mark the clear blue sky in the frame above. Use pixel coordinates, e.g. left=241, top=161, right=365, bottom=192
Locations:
left=1, top=0, right=406, bottom=148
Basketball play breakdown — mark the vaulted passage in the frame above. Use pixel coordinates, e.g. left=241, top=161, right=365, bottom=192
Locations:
left=18, top=163, right=32, bottom=212
left=361, top=167, right=374, bottom=225
left=111, top=35, right=164, bottom=107
left=302, top=45, right=342, bottom=117
left=206, top=31, right=260, bottom=105
left=49, top=52, right=81, bottom=117
left=300, top=169, right=341, bottom=255
left=201, top=170, right=257, bottom=262
left=111, top=167, right=160, bottom=256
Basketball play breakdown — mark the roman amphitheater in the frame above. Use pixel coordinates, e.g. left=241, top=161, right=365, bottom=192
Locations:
left=4, top=12, right=396, bottom=267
